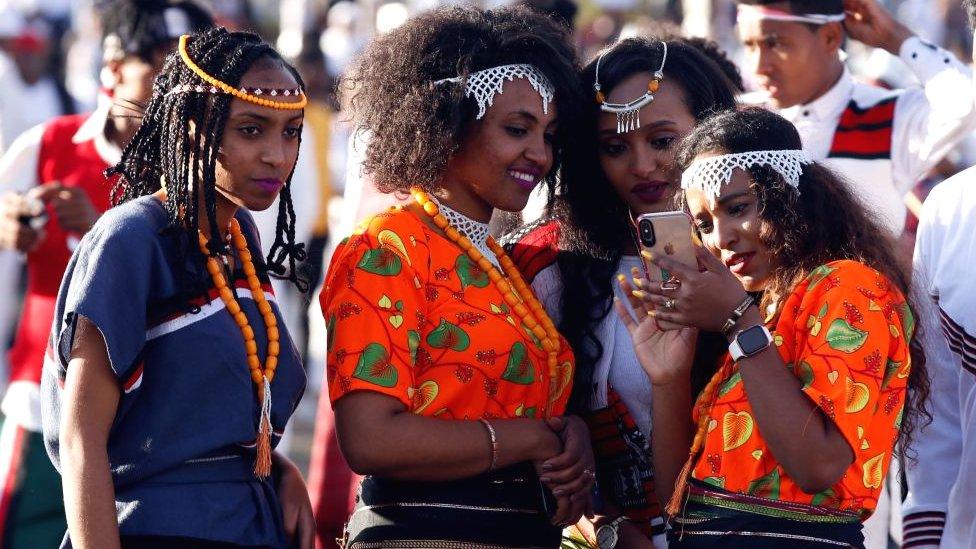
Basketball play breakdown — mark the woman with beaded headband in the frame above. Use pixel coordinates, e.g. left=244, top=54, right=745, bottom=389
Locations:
left=504, top=36, right=740, bottom=547
left=319, top=6, right=593, bottom=547
left=616, top=107, right=930, bottom=547
left=41, top=27, right=313, bottom=548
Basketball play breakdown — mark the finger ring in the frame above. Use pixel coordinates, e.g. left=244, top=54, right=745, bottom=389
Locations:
left=660, top=276, right=681, bottom=291
left=664, top=298, right=676, bottom=309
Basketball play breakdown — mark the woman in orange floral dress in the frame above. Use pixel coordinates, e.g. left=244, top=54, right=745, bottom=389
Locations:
left=319, top=6, right=594, bottom=548
left=618, top=107, right=930, bottom=547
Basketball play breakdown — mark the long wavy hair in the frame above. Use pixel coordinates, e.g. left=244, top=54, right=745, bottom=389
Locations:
left=675, top=107, right=930, bottom=455
left=554, top=36, right=739, bottom=412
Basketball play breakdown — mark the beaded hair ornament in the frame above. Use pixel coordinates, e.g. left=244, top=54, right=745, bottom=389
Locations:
left=594, top=41, right=668, bottom=134
left=680, top=149, right=812, bottom=201
left=168, top=34, right=308, bottom=110
left=736, top=4, right=846, bottom=25
left=435, top=64, right=555, bottom=120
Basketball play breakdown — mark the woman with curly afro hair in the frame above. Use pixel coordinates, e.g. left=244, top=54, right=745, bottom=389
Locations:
left=319, top=5, right=593, bottom=547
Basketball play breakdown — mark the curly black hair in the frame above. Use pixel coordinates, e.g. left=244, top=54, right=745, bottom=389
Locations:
left=675, top=107, right=930, bottom=456
left=342, top=5, right=584, bottom=194
left=552, top=37, right=739, bottom=412
left=107, top=27, right=309, bottom=310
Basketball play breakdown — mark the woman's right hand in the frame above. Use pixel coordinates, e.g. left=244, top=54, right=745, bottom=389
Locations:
left=614, top=274, right=697, bottom=386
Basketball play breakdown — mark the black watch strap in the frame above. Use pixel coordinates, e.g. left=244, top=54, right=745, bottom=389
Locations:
left=721, top=295, right=755, bottom=336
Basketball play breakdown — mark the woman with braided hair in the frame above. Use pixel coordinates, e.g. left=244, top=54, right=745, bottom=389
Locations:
left=617, top=107, right=930, bottom=547
left=41, top=27, right=312, bottom=548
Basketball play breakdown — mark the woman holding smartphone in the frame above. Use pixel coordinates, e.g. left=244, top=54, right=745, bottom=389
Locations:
left=618, top=107, right=929, bottom=546
left=505, top=37, right=739, bottom=547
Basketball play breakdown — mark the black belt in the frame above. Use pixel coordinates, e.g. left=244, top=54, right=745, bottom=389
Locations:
left=343, top=463, right=561, bottom=549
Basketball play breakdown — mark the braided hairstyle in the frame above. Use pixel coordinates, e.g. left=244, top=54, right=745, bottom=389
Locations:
left=108, top=27, right=309, bottom=310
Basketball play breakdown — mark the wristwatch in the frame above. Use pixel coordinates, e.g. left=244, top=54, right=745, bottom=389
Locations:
left=596, top=515, right=627, bottom=549
left=728, top=324, right=773, bottom=362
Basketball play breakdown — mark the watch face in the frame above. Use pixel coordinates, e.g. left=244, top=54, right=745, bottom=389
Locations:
left=738, top=325, right=771, bottom=355
left=596, top=525, right=618, bottom=549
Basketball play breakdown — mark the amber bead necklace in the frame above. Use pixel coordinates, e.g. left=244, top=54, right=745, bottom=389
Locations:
left=410, top=187, right=562, bottom=416
left=198, top=218, right=278, bottom=478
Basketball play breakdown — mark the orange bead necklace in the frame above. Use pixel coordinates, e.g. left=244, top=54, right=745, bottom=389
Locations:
left=410, top=187, right=562, bottom=417
left=198, top=218, right=278, bottom=478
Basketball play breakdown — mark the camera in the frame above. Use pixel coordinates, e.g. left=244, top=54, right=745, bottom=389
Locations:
left=638, top=219, right=656, bottom=247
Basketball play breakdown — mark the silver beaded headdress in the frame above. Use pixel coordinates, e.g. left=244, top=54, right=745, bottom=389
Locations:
left=680, top=149, right=811, bottom=201
left=593, top=41, right=668, bottom=134
left=436, top=64, right=555, bottom=120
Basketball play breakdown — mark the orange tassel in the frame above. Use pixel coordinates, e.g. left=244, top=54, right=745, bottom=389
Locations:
left=253, top=377, right=273, bottom=479
left=666, top=453, right=696, bottom=516
left=254, top=414, right=273, bottom=479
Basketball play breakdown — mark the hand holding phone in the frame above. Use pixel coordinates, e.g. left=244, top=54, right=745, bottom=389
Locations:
left=634, top=211, right=698, bottom=285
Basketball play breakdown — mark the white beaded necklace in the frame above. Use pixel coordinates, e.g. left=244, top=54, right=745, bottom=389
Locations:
left=431, top=196, right=497, bottom=269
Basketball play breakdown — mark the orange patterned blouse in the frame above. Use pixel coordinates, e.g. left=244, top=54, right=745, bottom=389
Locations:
left=691, top=260, right=914, bottom=518
left=322, top=207, right=575, bottom=419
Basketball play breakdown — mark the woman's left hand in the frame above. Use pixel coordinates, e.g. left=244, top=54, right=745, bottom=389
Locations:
left=275, top=454, right=316, bottom=549
left=639, top=246, right=750, bottom=333
left=537, top=416, right=596, bottom=524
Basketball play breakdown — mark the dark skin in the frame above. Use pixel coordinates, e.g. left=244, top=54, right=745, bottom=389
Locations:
left=337, top=78, right=596, bottom=526
left=0, top=48, right=169, bottom=253
left=615, top=165, right=854, bottom=507
left=738, top=0, right=913, bottom=109
left=580, top=73, right=697, bottom=547
left=61, top=63, right=314, bottom=549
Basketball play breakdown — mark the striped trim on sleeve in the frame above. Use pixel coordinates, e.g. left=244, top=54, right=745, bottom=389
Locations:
left=903, top=510, right=946, bottom=548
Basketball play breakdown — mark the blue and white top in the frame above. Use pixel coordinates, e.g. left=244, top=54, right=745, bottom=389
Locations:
left=41, top=196, right=307, bottom=548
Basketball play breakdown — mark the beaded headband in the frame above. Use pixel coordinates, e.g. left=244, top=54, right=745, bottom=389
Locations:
left=173, top=35, right=307, bottom=110
left=680, top=149, right=811, bottom=201
left=435, top=64, right=554, bottom=120
left=736, top=5, right=846, bottom=25
left=594, top=41, right=668, bottom=134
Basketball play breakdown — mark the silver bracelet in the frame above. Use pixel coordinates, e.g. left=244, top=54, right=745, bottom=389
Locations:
left=478, top=418, right=499, bottom=472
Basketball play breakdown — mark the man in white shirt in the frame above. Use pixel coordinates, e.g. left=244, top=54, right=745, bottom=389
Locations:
left=901, top=5, right=976, bottom=547
left=736, top=0, right=976, bottom=236
left=903, top=171, right=976, bottom=544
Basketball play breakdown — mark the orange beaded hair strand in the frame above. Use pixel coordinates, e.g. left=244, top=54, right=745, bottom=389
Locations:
left=666, top=358, right=736, bottom=517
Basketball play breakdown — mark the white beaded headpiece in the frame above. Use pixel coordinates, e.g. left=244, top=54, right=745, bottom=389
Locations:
left=435, top=64, right=554, bottom=120
left=594, top=41, right=668, bottom=134
left=681, top=149, right=812, bottom=201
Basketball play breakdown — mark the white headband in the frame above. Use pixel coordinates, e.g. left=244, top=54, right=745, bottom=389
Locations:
left=681, top=149, right=812, bottom=201
left=736, top=5, right=846, bottom=25
left=435, top=64, right=554, bottom=120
